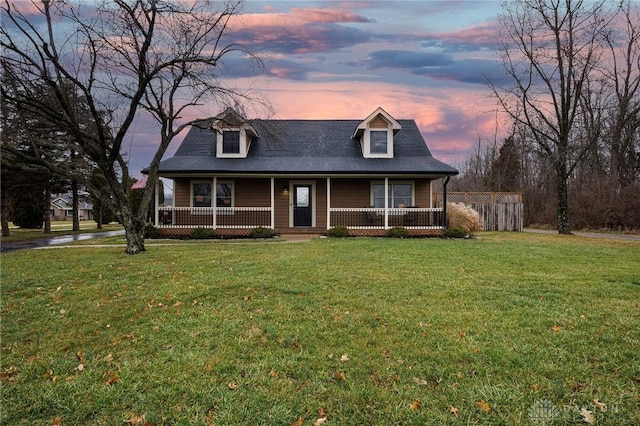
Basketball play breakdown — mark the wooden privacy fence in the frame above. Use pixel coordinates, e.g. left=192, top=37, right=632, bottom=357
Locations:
left=435, top=192, right=524, bottom=232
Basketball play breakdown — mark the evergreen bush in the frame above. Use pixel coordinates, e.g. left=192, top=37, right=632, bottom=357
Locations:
left=327, top=225, right=350, bottom=238
left=250, top=226, right=273, bottom=238
left=387, top=226, right=409, bottom=238
left=444, top=227, right=468, bottom=238
left=189, top=227, right=213, bottom=239
left=144, top=224, right=160, bottom=239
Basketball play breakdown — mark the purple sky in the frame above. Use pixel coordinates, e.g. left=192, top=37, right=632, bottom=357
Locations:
left=126, top=1, right=509, bottom=178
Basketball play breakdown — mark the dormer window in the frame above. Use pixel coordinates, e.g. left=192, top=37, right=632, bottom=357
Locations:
left=353, top=107, right=401, bottom=159
left=212, top=108, right=258, bottom=158
left=370, top=130, right=389, bottom=154
left=222, top=130, right=241, bottom=154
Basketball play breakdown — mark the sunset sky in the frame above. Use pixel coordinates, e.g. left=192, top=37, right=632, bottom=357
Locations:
left=128, top=0, right=508, bottom=178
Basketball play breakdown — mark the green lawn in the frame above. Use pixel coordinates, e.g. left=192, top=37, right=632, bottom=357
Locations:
left=1, top=233, right=638, bottom=425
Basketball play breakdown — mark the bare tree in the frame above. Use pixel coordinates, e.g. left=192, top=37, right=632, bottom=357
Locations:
left=1, top=0, right=264, bottom=254
left=491, top=0, right=614, bottom=234
left=601, top=0, right=640, bottom=191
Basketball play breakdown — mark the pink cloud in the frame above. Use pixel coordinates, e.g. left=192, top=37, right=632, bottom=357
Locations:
left=234, top=7, right=370, bottom=27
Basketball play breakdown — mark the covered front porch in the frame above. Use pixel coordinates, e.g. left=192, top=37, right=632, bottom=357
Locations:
left=152, top=176, right=450, bottom=236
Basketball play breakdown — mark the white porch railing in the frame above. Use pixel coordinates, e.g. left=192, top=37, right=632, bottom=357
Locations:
left=157, top=207, right=272, bottom=229
left=329, top=207, right=445, bottom=230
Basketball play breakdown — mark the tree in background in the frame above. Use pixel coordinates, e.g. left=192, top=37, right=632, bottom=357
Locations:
left=492, top=0, right=613, bottom=234
left=10, top=186, right=46, bottom=229
left=485, top=135, right=522, bottom=192
left=1, top=0, right=265, bottom=254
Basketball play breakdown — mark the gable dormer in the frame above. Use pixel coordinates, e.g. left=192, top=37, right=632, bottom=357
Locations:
left=211, top=108, right=257, bottom=158
left=352, top=107, right=401, bottom=158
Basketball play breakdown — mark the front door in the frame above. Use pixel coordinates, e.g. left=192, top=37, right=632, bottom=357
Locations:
left=293, top=184, right=312, bottom=227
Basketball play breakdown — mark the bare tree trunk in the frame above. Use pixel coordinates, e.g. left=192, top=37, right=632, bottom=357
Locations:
left=43, top=180, right=52, bottom=233
left=72, top=178, right=80, bottom=231
left=120, top=205, right=145, bottom=254
left=1, top=186, right=10, bottom=237
left=96, top=203, right=103, bottom=230
left=556, top=168, right=571, bottom=234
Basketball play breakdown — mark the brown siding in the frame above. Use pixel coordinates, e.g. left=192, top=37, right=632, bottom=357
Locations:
left=234, top=178, right=270, bottom=207
left=174, top=178, right=191, bottom=207
left=415, top=179, right=432, bottom=208
left=370, top=116, right=388, bottom=128
left=170, top=177, right=433, bottom=230
left=331, top=178, right=371, bottom=207
left=274, top=178, right=290, bottom=229
left=316, top=179, right=327, bottom=229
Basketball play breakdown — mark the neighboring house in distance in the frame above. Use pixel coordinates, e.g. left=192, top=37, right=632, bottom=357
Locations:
left=50, top=195, right=93, bottom=221
left=151, top=107, right=458, bottom=237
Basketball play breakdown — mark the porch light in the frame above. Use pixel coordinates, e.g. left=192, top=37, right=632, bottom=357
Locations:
left=283, top=185, right=289, bottom=192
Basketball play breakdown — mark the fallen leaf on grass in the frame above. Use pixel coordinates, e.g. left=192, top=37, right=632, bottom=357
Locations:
left=291, top=417, right=303, bottom=426
left=53, top=416, right=63, bottom=425
left=74, top=363, right=85, bottom=372
left=450, top=406, right=459, bottom=417
left=412, top=377, right=428, bottom=386
left=551, top=324, right=561, bottom=332
left=593, top=398, right=607, bottom=412
left=1, top=366, right=18, bottom=383
left=409, top=399, right=421, bottom=411
left=580, top=407, right=596, bottom=425
left=105, top=353, right=114, bottom=362
left=314, top=417, right=327, bottom=425
left=572, top=381, right=587, bottom=392
left=228, top=382, right=239, bottom=390
left=125, top=414, right=146, bottom=425
left=105, top=373, right=119, bottom=386
left=340, top=353, right=349, bottom=362
left=335, top=372, right=346, bottom=381
left=269, top=369, right=278, bottom=378
left=476, top=400, right=491, bottom=413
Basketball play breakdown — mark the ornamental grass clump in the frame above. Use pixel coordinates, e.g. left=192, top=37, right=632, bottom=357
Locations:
left=447, top=202, right=481, bottom=233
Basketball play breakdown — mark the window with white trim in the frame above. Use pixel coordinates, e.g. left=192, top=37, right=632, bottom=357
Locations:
left=215, top=127, right=253, bottom=158
left=222, top=130, right=240, bottom=154
left=192, top=181, right=212, bottom=207
left=191, top=180, right=234, bottom=208
left=216, top=181, right=233, bottom=207
left=371, top=182, right=414, bottom=208
left=370, top=130, right=388, bottom=154
left=362, top=127, right=394, bottom=158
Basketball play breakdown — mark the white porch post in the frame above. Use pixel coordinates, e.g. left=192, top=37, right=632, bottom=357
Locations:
left=154, top=177, right=159, bottom=227
left=270, top=177, right=275, bottom=229
left=384, top=177, right=389, bottom=229
left=212, top=177, right=217, bottom=229
left=326, top=177, right=331, bottom=229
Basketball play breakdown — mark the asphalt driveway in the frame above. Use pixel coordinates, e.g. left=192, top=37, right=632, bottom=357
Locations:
left=0, top=230, right=126, bottom=254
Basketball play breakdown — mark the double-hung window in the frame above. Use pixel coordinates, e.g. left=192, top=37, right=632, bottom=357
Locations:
left=192, top=182, right=212, bottom=208
left=192, top=181, right=234, bottom=208
left=222, top=130, right=240, bottom=154
left=370, top=130, right=388, bottom=154
left=216, top=181, right=233, bottom=207
left=372, top=182, right=414, bottom=208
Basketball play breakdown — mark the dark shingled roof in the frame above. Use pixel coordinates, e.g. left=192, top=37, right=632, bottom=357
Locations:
left=157, top=119, right=458, bottom=176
